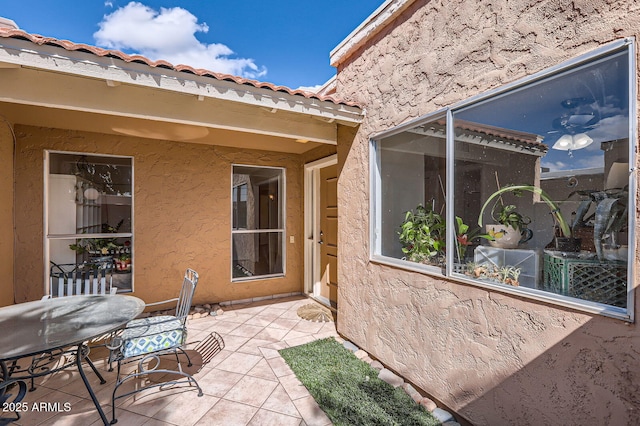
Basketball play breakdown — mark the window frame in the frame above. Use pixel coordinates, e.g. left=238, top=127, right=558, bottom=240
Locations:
left=370, top=38, right=636, bottom=321
left=230, top=164, right=286, bottom=282
left=44, top=150, right=135, bottom=294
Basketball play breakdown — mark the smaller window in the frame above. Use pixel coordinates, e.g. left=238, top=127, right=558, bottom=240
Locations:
left=231, top=165, right=285, bottom=281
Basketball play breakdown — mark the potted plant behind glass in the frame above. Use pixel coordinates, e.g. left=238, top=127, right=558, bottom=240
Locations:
left=398, top=204, right=445, bottom=266
left=483, top=201, right=533, bottom=249
left=478, top=184, right=578, bottom=251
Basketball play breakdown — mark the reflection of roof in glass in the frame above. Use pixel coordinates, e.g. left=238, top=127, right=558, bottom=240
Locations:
left=453, top=119, right=547, bottom=153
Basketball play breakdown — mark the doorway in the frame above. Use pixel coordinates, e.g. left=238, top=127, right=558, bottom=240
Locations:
left=304, top=155, right=338, bottom=309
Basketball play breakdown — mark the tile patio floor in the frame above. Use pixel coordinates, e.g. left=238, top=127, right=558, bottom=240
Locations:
left=9, top=296, right=336, bottom=426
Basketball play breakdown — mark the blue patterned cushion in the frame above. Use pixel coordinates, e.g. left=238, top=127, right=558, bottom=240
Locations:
left=121, top=315, right=186, bottom=358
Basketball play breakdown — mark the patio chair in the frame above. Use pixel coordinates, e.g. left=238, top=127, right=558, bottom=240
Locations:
left=23, top=260, right=117, bottom=392
left=46, top=259, right=117, bottom=298
left=108, top=268, right=202, bottom=424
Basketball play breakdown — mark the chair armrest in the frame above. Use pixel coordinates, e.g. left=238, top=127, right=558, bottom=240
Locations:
left=144, top=297, right=179, bottom=307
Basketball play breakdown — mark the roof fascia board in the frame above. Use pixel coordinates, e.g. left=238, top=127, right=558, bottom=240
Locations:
left=330, top=0, right=415, bottom=67
left=0, top=37, right=363, bottom=126
left=0, top=66, right=338, bottom=144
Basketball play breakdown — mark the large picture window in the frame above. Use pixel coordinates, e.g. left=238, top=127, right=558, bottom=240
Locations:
left=232, top=165, right=285, bottom=280
left=46, top=152, right=133, bottom=293
left=371, top=41, right=635, bottom=319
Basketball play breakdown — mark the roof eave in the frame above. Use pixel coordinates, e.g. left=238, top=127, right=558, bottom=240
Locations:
left=0, top=36, right=364, bottom=128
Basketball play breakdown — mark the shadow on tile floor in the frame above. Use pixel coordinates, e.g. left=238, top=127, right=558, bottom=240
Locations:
left=5, top=296, right=336, bottom=426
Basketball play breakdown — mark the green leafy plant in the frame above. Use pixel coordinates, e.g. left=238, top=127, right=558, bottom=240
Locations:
left=398, top=204, right=445, bottom=265
left=479, top=185, right=571, bottom=238
left=455, top=216, right=489, bottom=261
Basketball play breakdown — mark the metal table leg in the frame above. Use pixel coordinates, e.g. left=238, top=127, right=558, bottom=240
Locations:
left=75, top=345, right=109, bottom=426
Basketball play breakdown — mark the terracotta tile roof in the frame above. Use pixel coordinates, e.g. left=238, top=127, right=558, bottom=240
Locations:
left=0, top=28, right=360, bottom=108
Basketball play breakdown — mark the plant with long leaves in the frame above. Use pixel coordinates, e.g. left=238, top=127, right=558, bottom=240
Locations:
left=478, top=185, right=571, bottom=238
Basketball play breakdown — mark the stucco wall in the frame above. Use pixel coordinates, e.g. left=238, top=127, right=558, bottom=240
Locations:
left=0, top=118, right=14, bottom=306
left=13, top=125, right=305, bottom=306
left=335, top=0, right=640, bottom=424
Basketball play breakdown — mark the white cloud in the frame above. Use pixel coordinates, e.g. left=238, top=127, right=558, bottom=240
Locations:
left=297, top=84, right=323, bottom=93
left=94, top=2, right=267, bottom=79
left=104, top=1, right=113, bottom=8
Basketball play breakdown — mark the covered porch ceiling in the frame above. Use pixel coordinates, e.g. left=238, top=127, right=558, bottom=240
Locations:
left=0, top=32, right=363, bottom=154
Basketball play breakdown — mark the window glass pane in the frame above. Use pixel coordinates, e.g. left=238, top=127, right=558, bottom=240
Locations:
left=232, top=166, right=282, bottom=231
left=231, top=165, right=285, bottom=280
left=377, top=119, right=447, bottom=267
left=232, top=232, right=284, bottom=278
left=453, top=49, right=629, bottom=308
left=47, top=153, right=133, bottom=292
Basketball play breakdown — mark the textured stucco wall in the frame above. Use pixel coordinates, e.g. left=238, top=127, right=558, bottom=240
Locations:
left=0, top=119, right=14, bottom=306
left=13, top=125, right=305, bottom=306
left=335, top=1, right=640, bottom=424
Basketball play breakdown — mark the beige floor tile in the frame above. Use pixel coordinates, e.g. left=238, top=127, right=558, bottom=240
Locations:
left=261, top=384, right=302, bottom=418
left=265, top=356, right=294, bottom=378
left=141, top=418, right=175, bottom=426
left=223, top=375, right=278, bottom=407
left=221, top=312, right=255, bottom=324
left=227, top=324, right=265, bottom=339
left=278, top=310, right=303, bottom=320
left=41, top=398, right=105, bottom=426
left=282, top=330, right=310, bottom=342
left=252, top=327, right=289, bottom=343
left=197, top=368, right=244, bottom=397
left=243, top=316, right=275, bottom=327
left=260, top=306, right=288, bottom=316
left=91, top=407, right=152, bottom=426
left=292, top=320, right=325, bottom=334
left=201, top=348, right=232, bottom=369
left=248, top=408, right=302, bottom=426
left=219, top=335, right=250, bottom=352
left=152, top=393, right=219, bottom=426
left=233, top=305, right=268, bottom=315
left=236, top=338, right=276, bottom=356
left=260, top=342, right=289, bottom=359
left=285, top=335, right=317, bottom=348
left=279, top=373, right=311, bottom=401
left=13, top=390, right=82, bottom=426
left=114, top=385, right=185, bottom=419
left=195, top=399, right=258, bottom=426
left=269, top=318, right=299, bottom=331
left=293, top=395, right=332, bottom=426
left=199, top=320, right=240, bottom=335
left=246, top=358, right=278, bottom=382
left=215, top=352, right=261, bottom=375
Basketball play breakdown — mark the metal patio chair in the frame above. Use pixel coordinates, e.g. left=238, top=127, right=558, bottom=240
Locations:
left=108, top=268, right=202, bottom=424
left=47, top=259, right=117, bottom=298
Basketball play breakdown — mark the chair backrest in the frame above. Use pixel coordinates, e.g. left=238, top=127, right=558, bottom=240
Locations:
left=175, top=268, right=199, bottom=319
left=49, top=260, right=116, bottom=297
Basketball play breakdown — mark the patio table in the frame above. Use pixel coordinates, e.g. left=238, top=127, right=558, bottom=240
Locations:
left=0, top=294, right=145, bottom=425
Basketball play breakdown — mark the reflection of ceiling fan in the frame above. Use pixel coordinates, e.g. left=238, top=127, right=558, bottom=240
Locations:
left=548, top=97, right=600, bottom=152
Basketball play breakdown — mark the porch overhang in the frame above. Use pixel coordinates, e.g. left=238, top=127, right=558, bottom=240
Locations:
left=0, top=35, right=363, bottom=153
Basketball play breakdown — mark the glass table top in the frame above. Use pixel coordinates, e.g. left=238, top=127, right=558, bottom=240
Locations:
left=0, top=295, right=145, bottom=360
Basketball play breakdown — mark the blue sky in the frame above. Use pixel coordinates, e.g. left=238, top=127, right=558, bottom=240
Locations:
left=1, top=1, right=384, bottom=89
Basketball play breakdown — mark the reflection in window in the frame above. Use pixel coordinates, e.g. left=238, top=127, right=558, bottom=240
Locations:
left=231, top=166, right=285, bottom=280
left=376, top=118, right=447, bottom=268
left=372, top=43, right=632, bottom=314
left=47, top=152, right=133, bottom=292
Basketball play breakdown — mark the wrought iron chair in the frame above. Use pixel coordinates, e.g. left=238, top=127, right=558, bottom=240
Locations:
left=108, top=268, right=202, bottom=424
left=46, top=259, right=117, bottom=298
left=23, top=260, right=117, bottom=392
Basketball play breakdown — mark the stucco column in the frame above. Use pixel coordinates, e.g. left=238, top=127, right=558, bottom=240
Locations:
left=0, top=117, right=14, bottom=306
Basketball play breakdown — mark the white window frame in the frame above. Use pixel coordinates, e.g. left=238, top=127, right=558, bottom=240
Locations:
left=370, top=39, right=636, bottom=321
left=230, top=164, right=286, bottom=282
left=44, top=150, right=135, bottom=294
